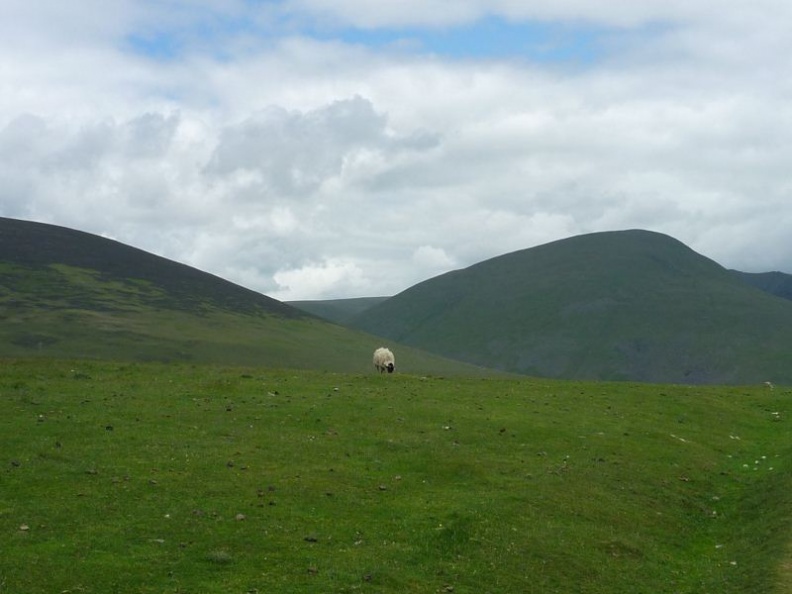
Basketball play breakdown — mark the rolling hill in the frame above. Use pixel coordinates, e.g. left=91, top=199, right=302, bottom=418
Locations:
left=0, top=217, right=488, bottom=375
left=0, top=216, right=301, bottom=317
left=284, top=269, right=792, bottom=323
left=732, top=270, right=792, bottom=301
left=348, top=229, right=792, bottom=384
left=286, top=296, right=390, bottom=325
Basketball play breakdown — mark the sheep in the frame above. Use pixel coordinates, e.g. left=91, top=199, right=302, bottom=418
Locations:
left=373, top=347, right=395, bottom=374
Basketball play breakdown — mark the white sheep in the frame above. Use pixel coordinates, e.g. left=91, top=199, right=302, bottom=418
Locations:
left=373, top=347, right=395, bottom=374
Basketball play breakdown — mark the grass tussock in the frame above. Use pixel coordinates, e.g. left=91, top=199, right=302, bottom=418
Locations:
left=1, top=359, right=791, bottom=593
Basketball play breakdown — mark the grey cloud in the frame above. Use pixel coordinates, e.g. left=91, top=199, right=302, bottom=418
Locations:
left=0, top=114, right=50, bottom=166
left=121, top=113, right=181, bottom=159
left=0, top=112, right=185, bottom=228
left=0, top=113, right=180, bottom=171
left=62, top=113, right=180, bottom=166
left=206, top=96, right=387, bottom=196
left=0, top=115, right=54, bottom=214
left=390, top=128, right=441, bottom=151
left=205, top=96, right=437, bottom=200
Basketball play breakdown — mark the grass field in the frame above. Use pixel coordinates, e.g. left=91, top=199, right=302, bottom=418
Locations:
left=2, top=359, right=791, bottom=593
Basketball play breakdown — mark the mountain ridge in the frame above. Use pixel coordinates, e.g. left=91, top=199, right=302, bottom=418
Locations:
left=0, top=216, right=301, bottom=317
left=0, top=216, right=490, bottom=375
left=732, top=269, right=792, bottom=301
left=348, top=229, right=792, bottom=384
left=5, top=217, right=792, bottom=383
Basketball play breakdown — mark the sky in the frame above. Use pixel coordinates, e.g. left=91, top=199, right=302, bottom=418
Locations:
left=1, top=0, right=791, bottom=300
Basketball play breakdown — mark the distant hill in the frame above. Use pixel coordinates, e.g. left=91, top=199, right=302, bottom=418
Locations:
left=348, top=229, right=792, bottom=384
left=0, top=217, right=491, bottom=375
left=731, top=270, right=792, bottom=301
left=287, top=296, right=390, bottom=325
left=287, top=271, right=792, bottom=322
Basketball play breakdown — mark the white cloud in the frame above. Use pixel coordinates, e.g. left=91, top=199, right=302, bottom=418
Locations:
left=1, top=1, right=792, bottom=299
left=412, top=245, right=455, bottom=269
left=272, top=259, right=371, bottom=301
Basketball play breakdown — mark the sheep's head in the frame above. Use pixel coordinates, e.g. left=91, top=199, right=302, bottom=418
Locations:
left=387, top=362, right=394, bottom=373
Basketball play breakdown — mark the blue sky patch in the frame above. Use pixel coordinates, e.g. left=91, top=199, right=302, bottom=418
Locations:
left=123, top=12, right=612, bottom=67
left=126, top=32, right=183, bottom=60
left=336, top=17, right=608, bottom=65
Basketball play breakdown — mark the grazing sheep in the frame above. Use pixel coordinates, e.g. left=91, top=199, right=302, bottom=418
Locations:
left=373, top=347, right=395, bottom=374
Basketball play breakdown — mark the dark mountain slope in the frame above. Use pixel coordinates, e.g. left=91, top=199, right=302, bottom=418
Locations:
left=349, top=229, right=792, bottom=384
left=732, top=270, right=792, bottom=301
left=0, top=216, right=300, bottom=316
left=0, top=217, right=491, bottom=375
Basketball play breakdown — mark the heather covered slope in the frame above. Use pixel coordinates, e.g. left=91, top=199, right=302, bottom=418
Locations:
left=0, top=216, right=299, bottom=316
left=0, top=217, right=489, bottom=375
left=349, top=230, right=792, bottom=384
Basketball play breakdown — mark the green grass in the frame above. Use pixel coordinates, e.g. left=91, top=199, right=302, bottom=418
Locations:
left=2, top=359, right=791, bottom=593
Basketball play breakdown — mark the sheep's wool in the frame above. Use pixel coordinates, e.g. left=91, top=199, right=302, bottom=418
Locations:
left=373, top=347, right=395, bottom=374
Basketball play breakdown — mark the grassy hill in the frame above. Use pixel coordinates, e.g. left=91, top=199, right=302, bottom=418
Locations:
left=732, top=270, right=792, bottom=302
left=0, top=217, right=488, bottom=376
left=0, top=216, right=299, bottom=316
left=349, top=230, right=792, bottom=385
left=2, top=358, right=791, bottom=593
left=7, top=217, right=792, bottom=384
left=288, top=273, right=792, bottom=325
left=287, top=296, right=390, bottom=325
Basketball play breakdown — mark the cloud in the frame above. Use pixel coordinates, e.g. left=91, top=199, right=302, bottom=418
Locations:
left=272, top=259, right=370, bottom=300
left=412, top=245, right=455, bottom=269
left=282, top=0, right=789, bottom=32
left=1, top=1, right=792, bottom=300
left=205, top=96, right=390, bottom=197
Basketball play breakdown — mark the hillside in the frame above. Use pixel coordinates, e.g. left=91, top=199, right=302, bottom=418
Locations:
left=286, top=272, right=792, bottom=322
left=0, top=217, right=489, bottom=375
left=0, top=216, right=300, bottom=316
left=349, top=229, right=792, bottom=384
left=732, top=270, right=792, bottom=301
left=287, top=296, right=390, bottom=325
